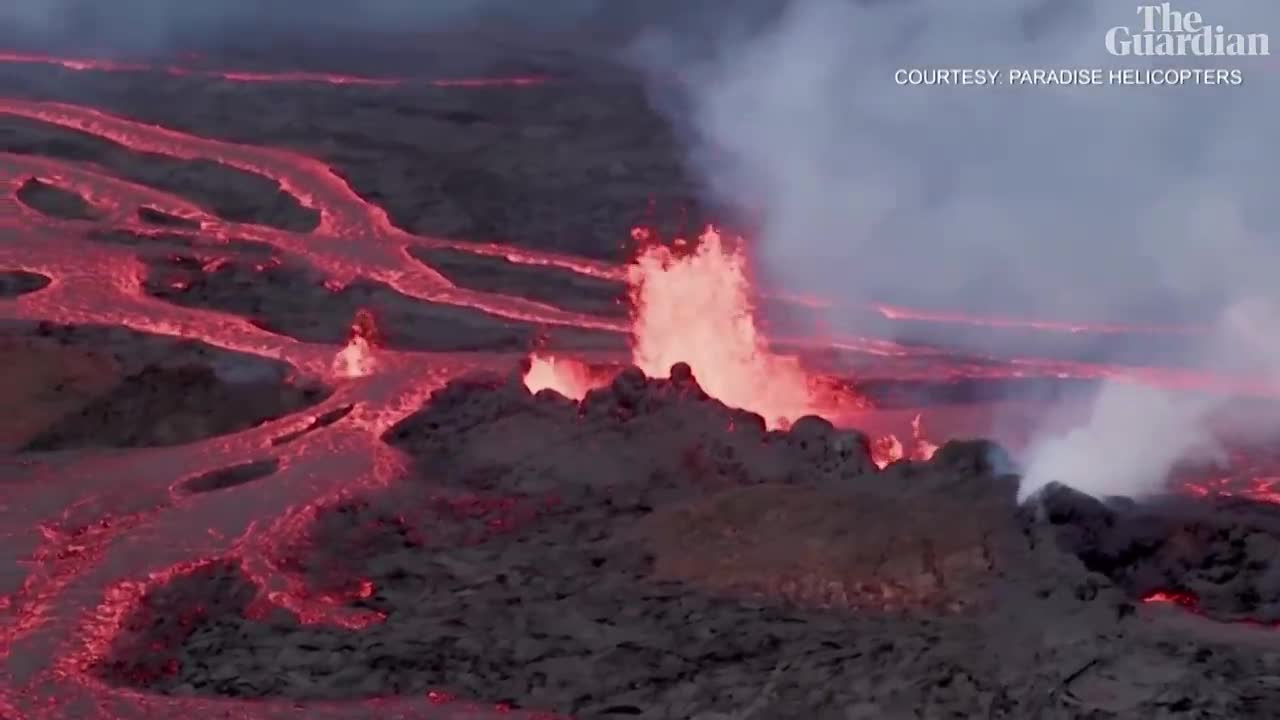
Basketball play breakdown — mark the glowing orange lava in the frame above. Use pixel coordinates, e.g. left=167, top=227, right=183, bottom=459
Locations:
left=523, top=353, right=607, bottom=399
left=1182, top=474, right=1280, bottom=506
left=331, top=309, right=379, bottom=379
left=522, top=226, right=851, bottom=427
left=523, top=227, right=911, bottom=456
left=1142, top=591, right=1197, bottom=607
left=0, top=50, right=547, bottom=88
left=870, top=413, right=938, bottom=468
left=622, top=226, right=833, bottom=427
left=332, top=336, right=374, bottom=379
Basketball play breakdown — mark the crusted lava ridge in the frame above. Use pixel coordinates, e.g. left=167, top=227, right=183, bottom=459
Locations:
left=1034, top=483, right=1280, bottom=623
left=80, top=363, right=1280, bottom=718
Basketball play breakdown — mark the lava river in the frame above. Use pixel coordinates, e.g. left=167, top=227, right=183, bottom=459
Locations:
left=0, top=53, right=1279, bottom=720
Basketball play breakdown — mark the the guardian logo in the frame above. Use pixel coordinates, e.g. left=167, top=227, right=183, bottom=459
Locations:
left=1106, top=3, right=1270, bottom=56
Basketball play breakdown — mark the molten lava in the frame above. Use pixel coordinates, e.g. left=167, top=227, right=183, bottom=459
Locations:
left=522, top=226, right=869, bottom=427
left=523, top=353, right=607, bottom=399
left=0, top=50, right=546, bottom=88
left=869, top=414, right=939, bottom=468
left=625, top=226, right=835, bottom=428
left=1143, top=590, right=1198, bottom=607
left=331, top=309, right=379, bottom=379
left=521, top=227, right=915, bottom=461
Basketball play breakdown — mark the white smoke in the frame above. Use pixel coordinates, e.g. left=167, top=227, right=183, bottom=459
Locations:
left=633, top=0, right=1280, bottom=500
left=1020, top=295, right=1280, bottom=499
left=1017, top=382, right=1224, bottom=501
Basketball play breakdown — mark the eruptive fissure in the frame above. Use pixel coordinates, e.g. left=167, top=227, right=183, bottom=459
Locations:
left=3, top=47, right=1280, bottom=720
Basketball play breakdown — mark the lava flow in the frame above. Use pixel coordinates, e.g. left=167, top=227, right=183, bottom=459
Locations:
left=0, top=50, right=547, bottom=88
left=2, top=55, right=1280, bottom=720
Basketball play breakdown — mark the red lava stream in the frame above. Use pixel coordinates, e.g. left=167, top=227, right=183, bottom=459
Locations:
left=0, top=51, right=547, bottom=88
left=0, top=64, right=1278, bottom=718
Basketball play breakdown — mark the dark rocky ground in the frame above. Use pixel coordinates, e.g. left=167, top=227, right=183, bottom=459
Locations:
left=0, top=114, right=319, bottom=231
left=0, top=269, right=50, bottom=297
left=137, top=252, right=547, bottom=352
left=407, top=246, right=627, bottom=318
left=3, top=24, right=1280, bottom=720
left=0, top=44, right=702, bottom=259
left=90, top=368, right=1280, bottom=718
left=15, top=177, right=100, bottom=220
left=0, top=322, right=329, bottom=451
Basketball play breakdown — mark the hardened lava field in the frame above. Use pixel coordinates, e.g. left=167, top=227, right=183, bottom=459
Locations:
left=4, top=32, right=1280, bottom=720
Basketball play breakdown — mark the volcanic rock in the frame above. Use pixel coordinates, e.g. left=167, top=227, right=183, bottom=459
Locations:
left=15, top=176, right=99, bottom=219
left=0, top=333, right=121, bottom=450
left=780, top=414, right=877, bottom=480
left=136, top=205, right=203, bottom=228
left=0, top=269, right=51, bottom=297
left=635, top=479, right=1012, bottom=612
left=72, top=368, right=1280, bottom=718
left=140, top=256, right=604, bottom=352
left=1036, top=484, right=1280, bottom=622
left=385, top=363, right=876, bottom=499
left=178, top=458, right=280, bottom=494
left=0, top=114, right=319, bottom=231
left=24, top=362, right=328, bottom=451
left=407, top=244, right=626, bottom=316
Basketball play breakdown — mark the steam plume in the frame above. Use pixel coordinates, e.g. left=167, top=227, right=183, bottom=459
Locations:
left=632, top=0, right=1280, bottom=500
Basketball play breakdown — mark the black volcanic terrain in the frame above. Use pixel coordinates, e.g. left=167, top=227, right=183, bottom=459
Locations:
left=1, top=19, right=1280, bottom=720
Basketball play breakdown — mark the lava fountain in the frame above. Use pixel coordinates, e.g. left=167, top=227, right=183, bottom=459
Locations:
left=526, top=226, right=866, bottom=429
left=331, top=309, right=379, bottom=379
left=627, top=226, right=834, bottom=427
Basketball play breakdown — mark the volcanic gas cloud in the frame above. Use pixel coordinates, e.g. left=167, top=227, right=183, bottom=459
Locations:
left=628, top=0, right=1280, bottom=501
